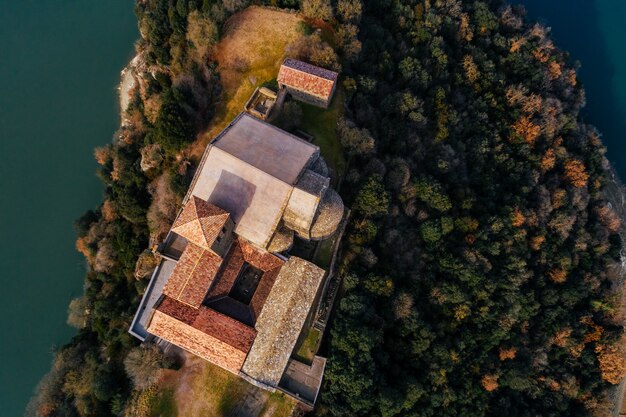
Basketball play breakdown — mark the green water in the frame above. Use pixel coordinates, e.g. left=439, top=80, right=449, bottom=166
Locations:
left=522, top=0, right=626, bottom=180
left=0, top=1, right=137, bottom=416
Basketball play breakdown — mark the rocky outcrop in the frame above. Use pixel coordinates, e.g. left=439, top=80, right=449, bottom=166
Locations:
left=140, top=144, right=164, bottom=172
left=134, top=250, right=160, bottom=280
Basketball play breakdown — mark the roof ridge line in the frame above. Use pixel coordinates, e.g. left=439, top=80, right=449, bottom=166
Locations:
left=282, top=65, right=337, bottom=83
left=282, top=59, right=338, bottom=81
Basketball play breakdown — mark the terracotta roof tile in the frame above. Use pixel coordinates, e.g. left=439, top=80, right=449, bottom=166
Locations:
left=162, top=243, right=222, bottom=308
left=147, top=309, right=247, bottom=373
left=172, top=196, right=230, bottom=250
left=277, top=59, right=338, bottom=100
left=193, top=307, right=256, bottom=352
left=206, top=240, right=245, bottom=299
left=154, top=296, right=255, bottom=353
left=282, top=58, right=338, bottom=81
left=156, top=296, right=198, bottom=325
left=239, top=238, right=284, bottom=271
left=205, top=238, right=283, bottom=302
left=250, top=266, right=281, bottom=320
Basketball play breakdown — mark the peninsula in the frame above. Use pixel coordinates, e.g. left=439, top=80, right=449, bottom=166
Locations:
left=26, top=1, right=626, bottom=417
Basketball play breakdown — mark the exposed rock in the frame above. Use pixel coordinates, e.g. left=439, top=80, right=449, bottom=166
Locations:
left=119, top=67, right=137, bottom=126
left=140, top=144, right=163, bottom=172
left=134, top=250, right=160, bottom=280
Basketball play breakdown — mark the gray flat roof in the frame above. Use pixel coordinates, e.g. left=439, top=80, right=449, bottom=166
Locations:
left=213, top=113, right=319, bottom=185
left=190, top=147, right=293, bottom=248
left=279, top=356, right=327, bottom=405
left=129, top=258, right=177, bottom=340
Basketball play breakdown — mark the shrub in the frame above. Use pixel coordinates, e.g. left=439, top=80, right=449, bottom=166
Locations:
left=353, top=175, right=388, bottom=217
left=123, top=344, right=174, bottom=390
left=301, top=0, right=333, bottom=21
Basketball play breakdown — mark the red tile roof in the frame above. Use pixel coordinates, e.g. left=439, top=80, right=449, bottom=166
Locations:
left=151, top=238, right=288, bottom=374
left=148, top=309, right=248, bottom=373
left=152, top=296, right=256, bottom=360
left=193, top=307, right=256, bottom=352
left=157, top=296, right=198, bottom=325
left=206, top=240, right=245, bottom=299
left=172, top=196, right=230, bottom=251
left=282, top=58, right=338, bottom=81
left=239, top=238, right=284, bottom=271
left=204, top=238, right=284, bottom=320
left=277, top=59, right=338, bottom=100
left=162, top=243, right=222, bottom=308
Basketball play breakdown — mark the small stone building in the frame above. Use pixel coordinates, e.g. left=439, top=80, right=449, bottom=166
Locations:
left=277, top=58, right=338, bottom=108
left=243, top=87, right=277, bottom=120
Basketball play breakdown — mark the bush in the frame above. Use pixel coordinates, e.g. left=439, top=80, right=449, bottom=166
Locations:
left=337, top=117, right=375, bottom=156
left=301, top=0, right=333, bottom=21
left=277, top=101, right=303, bottom=131
left=353, top=175, right=388, bottom=217
left=123, top=344, right=174, bottom=390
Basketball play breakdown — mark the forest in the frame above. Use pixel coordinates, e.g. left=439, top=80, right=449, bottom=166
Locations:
left=26, top=1, right=625, bottom=417
left=319, top=0, right=626, bottom=416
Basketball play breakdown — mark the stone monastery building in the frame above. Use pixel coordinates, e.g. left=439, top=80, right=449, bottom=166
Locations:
left=130, top=95, right=343, bottom=402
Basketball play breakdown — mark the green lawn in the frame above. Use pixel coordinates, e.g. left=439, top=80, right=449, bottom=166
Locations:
left=145, top=357, right=296, bottom=417
left=293, top=327, right=322, bottom=365
left=260, top=392, right=297, bottom=417
left=149, top=388, right=177, bottom=417
left=314, top=238, right=334, bottom=269
left=300, top=89, right=346, bottom=181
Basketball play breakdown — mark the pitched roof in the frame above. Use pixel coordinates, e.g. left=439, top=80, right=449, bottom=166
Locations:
left=205, top=238, right=285, bottom=322
left=162, top=243, right=223, bottom=308
left=239, top=238, right=284, bottom=271
left=148, top=297, right=257, bottom=373
left=206, top=240, right=245, bottom=300
left=250, top=266, right=281, bottom=321
left=148, top=308, right=248, bottom=374
left=242, top=257, right=325, bottom=386
left=193, top=305, right=257, bottom=352
left=171, top=196, right=230, bottom=251
left=277, top=58, right=338, bottom=100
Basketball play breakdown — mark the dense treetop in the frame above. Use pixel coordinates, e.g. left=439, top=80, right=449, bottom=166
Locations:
left=321, top=1, right=625, bottom=416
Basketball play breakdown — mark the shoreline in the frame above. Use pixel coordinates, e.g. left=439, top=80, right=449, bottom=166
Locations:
left=604, top=158, right=626, bottom=417
left=604, top=159, right=626, bottom=265
left=118, top=66, right=136, bottom=124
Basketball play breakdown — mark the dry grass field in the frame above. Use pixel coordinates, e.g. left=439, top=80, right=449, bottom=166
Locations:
left=190, top=6, right=306, bottom=159
left=141, top=354, right=295, bottom=417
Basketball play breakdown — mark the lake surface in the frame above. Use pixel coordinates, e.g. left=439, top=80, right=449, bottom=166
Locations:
left=0, top=1, right=137, bottom=416
left=0, top=1, right=625, bottom=416
left=521, top=0, right=626, bottom=180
